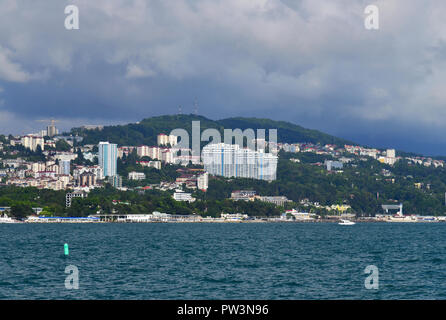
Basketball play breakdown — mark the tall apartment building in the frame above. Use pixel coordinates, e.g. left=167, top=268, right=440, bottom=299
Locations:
left=78, top=172, right=96, bottom=187
left=137, top=145, right=161, bottom=160
left=137, top=145, right=150, bottom=158
left=197, top=172, right=209, bottom=191
left=108, top=175, right=122, bottom=188
left=59, top=160, right=70, bottom=175
left=157, top=134, right=178, bottom=146
left=46, top=124, right=58, bottom=137
left=21, top=135, right=44, bottom=152
left=202, top=143, right=278, bottom=181
left=98, top=142, right=117, bottom=177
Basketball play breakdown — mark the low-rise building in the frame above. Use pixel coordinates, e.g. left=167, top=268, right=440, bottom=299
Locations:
left=128, top=171, right=146, bottom=180
left=173, top=191, right=195, bottom=202
left=259, top=196, right=291, bottom=207
left=231, top=190, right=257, bottom=201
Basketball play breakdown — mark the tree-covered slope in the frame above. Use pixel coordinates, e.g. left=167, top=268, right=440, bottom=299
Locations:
left=217, top=117, right=354, bottom=145
left=71, top=114, right=354, bottom=146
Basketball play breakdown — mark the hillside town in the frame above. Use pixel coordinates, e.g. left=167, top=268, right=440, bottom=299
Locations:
left=1, top=119, right=446, bottom=223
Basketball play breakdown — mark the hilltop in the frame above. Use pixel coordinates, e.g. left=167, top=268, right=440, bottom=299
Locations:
left=70, top=114, right=354, bottom=147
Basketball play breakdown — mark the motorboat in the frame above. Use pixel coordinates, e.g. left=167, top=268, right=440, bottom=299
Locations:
left=338, top=219, right=355, bottom=225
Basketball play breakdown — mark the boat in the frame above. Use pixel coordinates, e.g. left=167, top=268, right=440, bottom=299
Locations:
left=0, top=214, right=20, bottom=224
left=338, top=219, right=355, bottom=225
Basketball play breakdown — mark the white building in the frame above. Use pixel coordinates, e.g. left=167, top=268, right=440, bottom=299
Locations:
left=128, top=171, right=146, bottom=180
left=31, top=162, right=46, bottom=173
left=21, top=135, right=44, bottom=152
left=157, top=134, right=178, bottom=147
left=197, top=172, right=209, bottom=191
left=161, top=148, right=174, bottom=164
left=137, top=160, right=161, bottom=170
left=73, top=165, right=103, bottom=180
left=387, top=149, right=396, bottom=158
left=54, top=152, right=78, bottom=162
left=173, top=191, right=195, bottom=202
left=137, top=145, right=150, bottom=158
left=202, top=143, right=278, bottom=181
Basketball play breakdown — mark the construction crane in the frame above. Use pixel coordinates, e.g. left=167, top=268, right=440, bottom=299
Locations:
left=36, top=119, right=60, bottom=137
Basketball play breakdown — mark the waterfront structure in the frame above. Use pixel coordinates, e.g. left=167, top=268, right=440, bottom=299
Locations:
left=221, top=213, right=249, bottom=221
left=202, top=143, right=278, bottom=181
left=382, top=203, right=403, bottom=216
left=98, top=142, right=117, bottom=177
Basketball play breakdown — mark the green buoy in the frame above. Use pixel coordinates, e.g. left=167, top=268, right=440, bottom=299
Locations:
left=64, top=243, right=69, bottom=256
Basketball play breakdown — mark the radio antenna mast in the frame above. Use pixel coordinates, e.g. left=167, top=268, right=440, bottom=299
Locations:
left=193, top=98, right=198, bottom=115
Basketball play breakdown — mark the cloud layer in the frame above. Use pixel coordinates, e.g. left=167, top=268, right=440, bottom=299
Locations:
left=1, top=0, right=446, bottom=154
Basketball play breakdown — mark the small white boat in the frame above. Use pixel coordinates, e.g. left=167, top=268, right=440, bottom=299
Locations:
left=338, top=219, right=355, bottom=225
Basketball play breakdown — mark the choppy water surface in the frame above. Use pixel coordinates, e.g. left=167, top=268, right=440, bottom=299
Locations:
left=1, top=223, right=446, bottom=299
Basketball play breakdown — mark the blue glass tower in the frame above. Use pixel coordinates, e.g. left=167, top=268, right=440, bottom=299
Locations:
left=98, top=142, right=117, bottom=177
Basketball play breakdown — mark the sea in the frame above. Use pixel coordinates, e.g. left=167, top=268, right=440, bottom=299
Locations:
left=0, top=222, right=445, bottom=300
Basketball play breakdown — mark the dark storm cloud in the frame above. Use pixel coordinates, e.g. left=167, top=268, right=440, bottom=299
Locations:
left=1, top=0, right=446, bottom=154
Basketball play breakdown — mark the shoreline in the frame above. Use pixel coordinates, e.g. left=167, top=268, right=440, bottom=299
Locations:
left=8, top=219, right=446, bottom=224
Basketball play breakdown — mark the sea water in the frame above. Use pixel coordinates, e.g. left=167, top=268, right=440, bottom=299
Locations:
left=0, top=223, right=445, bottom=299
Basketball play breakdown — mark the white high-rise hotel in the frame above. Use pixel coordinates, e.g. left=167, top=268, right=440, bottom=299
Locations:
left=98, top=142, right=117, bottom=177
left=202, top=143, right=278, bottom=181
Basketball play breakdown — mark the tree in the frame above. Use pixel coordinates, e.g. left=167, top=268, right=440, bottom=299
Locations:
left=74, top=148, right=85, bottom=165
left=56, top=139, right=72, bottom=152
left=10, top=203, right=33, bottom=220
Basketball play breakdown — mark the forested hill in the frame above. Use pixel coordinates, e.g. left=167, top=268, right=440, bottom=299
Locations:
left=70, top=114, right=354, bottom=147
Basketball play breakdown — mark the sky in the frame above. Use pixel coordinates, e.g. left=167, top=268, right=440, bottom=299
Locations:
left=1, top=0, right=446, bottom=155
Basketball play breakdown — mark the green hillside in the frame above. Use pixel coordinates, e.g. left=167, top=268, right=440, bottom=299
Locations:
left=71, top=114, right=354, bottom=146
